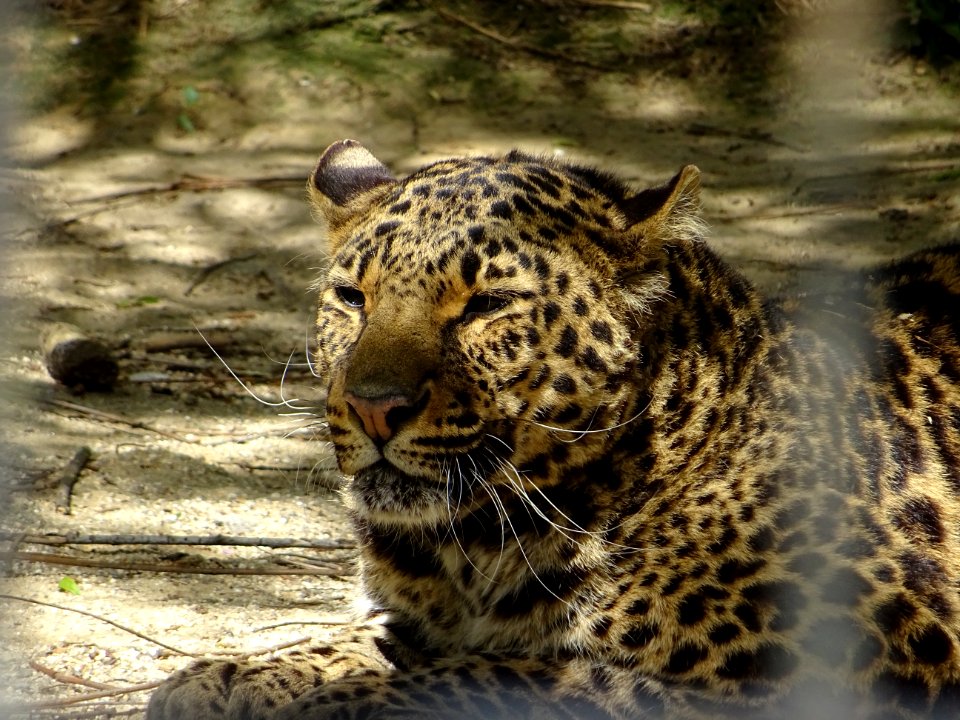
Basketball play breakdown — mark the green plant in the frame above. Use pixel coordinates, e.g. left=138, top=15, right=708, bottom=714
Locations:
left=58, top=576, right=81, bottom=595
left=178, top=85, right=200, bottom=132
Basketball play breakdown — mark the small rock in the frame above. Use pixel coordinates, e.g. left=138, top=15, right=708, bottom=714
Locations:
left=879, top=207, right=910, bottom=222
left=42, top=323, right=119, bottom=392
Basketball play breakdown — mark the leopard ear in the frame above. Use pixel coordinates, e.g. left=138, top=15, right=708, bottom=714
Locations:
left=621, top=165, right=704, bottom=247
left=308, top=140, right=396, bottom=242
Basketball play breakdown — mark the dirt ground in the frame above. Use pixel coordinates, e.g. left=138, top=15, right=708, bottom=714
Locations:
left=0, top=1, right=958, bottom=718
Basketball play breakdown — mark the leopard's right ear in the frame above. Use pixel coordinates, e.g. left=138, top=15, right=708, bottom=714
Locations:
left=620, top=165, right=703, bottom=249
left=308, top=140, right=396, bottom=245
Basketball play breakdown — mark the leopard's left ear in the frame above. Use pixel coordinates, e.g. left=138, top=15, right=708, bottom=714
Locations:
left=308, top=140, right=397, bottom=246
left=620, top=165, right=703, bottom=247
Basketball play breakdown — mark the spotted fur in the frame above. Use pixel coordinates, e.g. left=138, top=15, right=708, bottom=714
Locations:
left=148, top=140, right=960, bottom=719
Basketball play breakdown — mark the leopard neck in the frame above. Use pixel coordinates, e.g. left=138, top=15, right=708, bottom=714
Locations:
left=613, top=240, right=782, bottom=501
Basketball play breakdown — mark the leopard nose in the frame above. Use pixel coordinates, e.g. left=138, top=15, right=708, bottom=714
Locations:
left=343, top=392, right=415, bottom=444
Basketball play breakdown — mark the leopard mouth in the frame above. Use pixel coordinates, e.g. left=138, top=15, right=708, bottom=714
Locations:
left=350, top=460, right=451, bottom=518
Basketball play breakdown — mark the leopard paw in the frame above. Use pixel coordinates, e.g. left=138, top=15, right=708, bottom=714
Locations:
left=147, top=658, right=317, bottom=720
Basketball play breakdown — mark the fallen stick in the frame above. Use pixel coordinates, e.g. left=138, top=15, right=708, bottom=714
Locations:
left=55, top=447, right=92, bottom=515
left=1, top=550, right=356, bottom=576
left=71, top=173, right=306, bottom=205
left=29, top=660, right=121, bottom=691
left=578, top=0, right=652, bottom=9
left=17, top=681, right=161, bottom=710
left=139, top=330, right=235, bottom=353
left=432, top=6, right=607, bottom=70
left=9, top=703, right=144, bottom=718
left=2, top=532, right=354, bottom=549
left=42, top=399, right=195, bottom=443
left=0, top=594, right=193, bottom=656
left=184, top=252, right=260, bottom=296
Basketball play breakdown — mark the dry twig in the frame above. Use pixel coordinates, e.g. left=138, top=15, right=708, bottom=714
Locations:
left=3, top=532, right=353, bottom=549
left=432, top=6, right=608, bottom=70
left=13, top=703, right=144, bottom=718
left=72, top=174, right=305, bottom=205
left=254, top=617, right=355, bottom=631
left=713, top=202, right=864, bottom=223
left=42, top=399, right=194, bottom=443
left=56, top=447, right=92, bottom=515
left=578, top=0, right=652, bottom=8
left=35, top=172, right=306, bottom=231
left=139, top=330, right=236, bottom=353
left=184, top=252, right=260, bottom=296
left=220, top=635, right=313, bottom=660
left=1, top=550, right=356, bottom=576
left=21, top=681, right=160, bottom=710
left=0, top=594, right=193, bottom=656
left=29, top=661, right=121, bottom=691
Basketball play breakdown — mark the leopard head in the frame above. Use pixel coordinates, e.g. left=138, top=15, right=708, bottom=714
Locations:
left=308, top=140, right=701, bottom=526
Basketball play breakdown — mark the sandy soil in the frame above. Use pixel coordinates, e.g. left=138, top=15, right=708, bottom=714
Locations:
left=1, top=1, right=958, bottom=717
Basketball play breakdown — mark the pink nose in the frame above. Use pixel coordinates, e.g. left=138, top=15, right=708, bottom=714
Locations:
left=343, top=392, right=413, bottom=443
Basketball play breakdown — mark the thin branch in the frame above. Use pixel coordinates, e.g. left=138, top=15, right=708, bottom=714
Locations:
left=138, top=330, right=235, bottom=353
left=42, top=399, right=195, bottom=443
left=686, top=122, right=801, bottom=150
left=71, top=174, right=306, bottom=205
left=229, top=461, right=332, bottom=473
left=3, top=532, right=354, bottom=549
left=29, top=661, right=120, bottom=691
left=21, top=681, right=160, bottom=710
left=1, top=551, right=356, bottom=576
left=203, top=425, right=330, bottom=445
left=141, top=355, right=275, bottom=378
left=56, top=447, right=91, bottom=515
left=712, top=202, right=864, bottom=223
left=13, top=705, right=144, bottom=718
left=578, top=0, right=652, bottom=9
left=41, top=398, right=322, bottom=444
left=0, top=594, right=193, bottom=656
left=794, top=161, right=960, bottom=188
left=221, top=635, right=312, bottom=660
left=31, top=173, right=307, bottom=233
left=16, top=639, right=325, bottom=714
left=1, top=702, right=144, bottom=718
left=254, top=617, right=355, bottom=631
left=432, top=6, right=608, bottom=70
left=184, top=252, right=260, bottom=296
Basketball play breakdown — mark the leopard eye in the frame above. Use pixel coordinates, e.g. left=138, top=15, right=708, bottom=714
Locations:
left=463, top=293, right=511, bottom=321
left=334, top=285, right=365, bottom=309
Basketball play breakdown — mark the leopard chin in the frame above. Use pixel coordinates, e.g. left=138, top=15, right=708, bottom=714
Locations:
left=347, top=460, right=457, bottom=524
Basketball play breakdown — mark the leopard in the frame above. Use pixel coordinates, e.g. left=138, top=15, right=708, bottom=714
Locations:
left=147, top=139, right=960, bottom=719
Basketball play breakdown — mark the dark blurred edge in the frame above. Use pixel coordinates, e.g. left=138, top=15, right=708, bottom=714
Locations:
left=0, top=5, right=13, bottom=525
left=0, top=0, right=22, bottom=717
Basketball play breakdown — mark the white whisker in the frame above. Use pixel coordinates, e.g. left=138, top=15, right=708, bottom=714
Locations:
left=278, top=347, right=319, bottom=412
left=484, top=433, right=515, bottom=454
left=304, top=325, right=321, bottom=379
left=467, top=453, right=508, bottom=583
left=496, top=460, right=587, bottom=550
left=484, top=449, right=642, bottom=556
left=480, top=471, right=574, bottom=610
left=473, top=474, right=508, bottom=585
left=197, top=329, right=315, bottom=411
left=442, top=457, right=497, bottom=584
left=525, top=396, right=652, bottom=438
